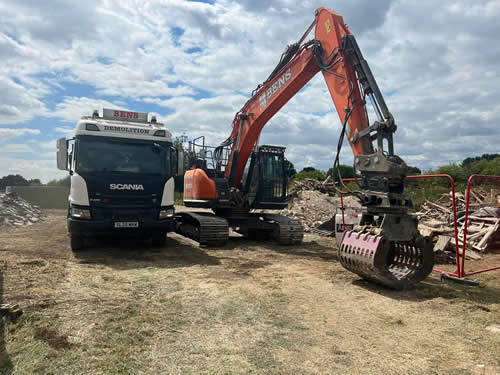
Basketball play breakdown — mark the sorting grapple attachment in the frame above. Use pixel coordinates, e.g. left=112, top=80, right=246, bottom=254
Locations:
left=339, top=230, right=434, bottom=290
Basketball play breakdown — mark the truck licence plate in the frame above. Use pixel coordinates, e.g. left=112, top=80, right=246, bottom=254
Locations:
left=114, top=221, right=139, bottom=228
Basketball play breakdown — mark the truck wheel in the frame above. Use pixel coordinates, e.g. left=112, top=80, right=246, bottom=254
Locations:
left=70, top=234, right=86, bottom=252
left=151, top=233, right=167, bottom=247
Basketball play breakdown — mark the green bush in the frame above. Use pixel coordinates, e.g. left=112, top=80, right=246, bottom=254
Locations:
left=290, top=167, right=326, bottom=184
left=175, top=191, right=184, bottom=205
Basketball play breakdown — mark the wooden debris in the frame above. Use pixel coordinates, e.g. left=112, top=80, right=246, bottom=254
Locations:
left=417, top=188, right=500, bottom=263
left=434, top=235, right=451, bottom=252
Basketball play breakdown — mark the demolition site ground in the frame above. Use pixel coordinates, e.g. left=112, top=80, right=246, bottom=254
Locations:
left=1, top=208, right=499, bottom=374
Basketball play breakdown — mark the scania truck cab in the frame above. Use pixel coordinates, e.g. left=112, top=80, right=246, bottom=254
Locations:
left=57, top=108, right=180, bottom=251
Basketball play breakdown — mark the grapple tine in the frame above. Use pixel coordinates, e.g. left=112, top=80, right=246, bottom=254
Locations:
left=339, top=230, right=434, bottom=290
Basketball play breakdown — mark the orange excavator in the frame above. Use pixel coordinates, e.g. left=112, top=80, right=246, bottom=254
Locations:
left=176, top=7, right=434, bottom=289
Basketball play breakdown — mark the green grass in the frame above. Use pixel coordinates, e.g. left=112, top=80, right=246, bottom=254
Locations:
left=175, top=191, right=184, bottom=205
left=406, top=184, right=452, bottom=210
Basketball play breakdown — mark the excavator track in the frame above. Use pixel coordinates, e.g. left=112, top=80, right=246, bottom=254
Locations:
left=338, top=230, right=434, bottom=290
left=256, top=214, right=304, bottom=245
left=175, top=212, right=229, bottom=247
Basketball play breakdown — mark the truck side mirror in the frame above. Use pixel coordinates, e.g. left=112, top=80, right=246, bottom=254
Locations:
left=56, top=138, right=68, bottom=171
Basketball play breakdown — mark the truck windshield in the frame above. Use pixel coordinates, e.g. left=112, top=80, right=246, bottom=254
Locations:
left=75, top=136, right=171, bottom=176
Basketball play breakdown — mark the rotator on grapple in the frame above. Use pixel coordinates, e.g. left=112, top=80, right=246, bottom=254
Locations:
left=176, top=7, right=434, bottom=290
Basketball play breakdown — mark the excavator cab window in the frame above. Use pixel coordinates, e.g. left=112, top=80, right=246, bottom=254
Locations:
left=241, top=157, right=252, bottom=187
left=255, top=145, right=287, bottom=206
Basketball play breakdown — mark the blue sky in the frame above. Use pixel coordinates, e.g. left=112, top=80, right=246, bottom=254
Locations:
left=1, top=0, right=500, bottom=182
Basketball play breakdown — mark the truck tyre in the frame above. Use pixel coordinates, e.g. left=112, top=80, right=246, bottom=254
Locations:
left=152, top=233, right=167, bottom=247
left=70, top=234, right=86, bottom=252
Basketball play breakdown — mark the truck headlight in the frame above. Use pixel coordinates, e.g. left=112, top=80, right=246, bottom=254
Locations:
left=159, top=207, right=174, bottom=220
left=71, top=206, right=92, bottom=220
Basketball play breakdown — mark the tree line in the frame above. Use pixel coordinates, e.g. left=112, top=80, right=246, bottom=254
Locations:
left=0, top=174, right=70, bottom=191
left=1, top=153, right=499, bottom=192
left=290, top=153, right=500, bottom=188
left=433, top=153, right=500, bottom=186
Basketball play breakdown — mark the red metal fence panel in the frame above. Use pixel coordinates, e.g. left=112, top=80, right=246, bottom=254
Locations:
left=460, top=174, right=500, bottom=277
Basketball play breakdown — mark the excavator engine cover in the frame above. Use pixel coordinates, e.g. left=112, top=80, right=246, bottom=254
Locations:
left=339, top=230, right=434, bottom=290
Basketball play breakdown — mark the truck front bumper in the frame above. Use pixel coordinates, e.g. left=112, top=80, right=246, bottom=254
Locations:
left=68, top=217, right=176, bottom=238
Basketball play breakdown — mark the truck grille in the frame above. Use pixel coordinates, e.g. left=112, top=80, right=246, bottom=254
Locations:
left=91, top=207, right=158, bottom=222
left=90, top=193, right=158, bottom=208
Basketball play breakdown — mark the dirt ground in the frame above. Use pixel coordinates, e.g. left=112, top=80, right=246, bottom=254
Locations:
left=1, top=208, right=499, bottom=375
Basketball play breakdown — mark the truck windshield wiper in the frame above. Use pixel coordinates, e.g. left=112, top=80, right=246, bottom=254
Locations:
left=97, top=170, right=165, bottom=175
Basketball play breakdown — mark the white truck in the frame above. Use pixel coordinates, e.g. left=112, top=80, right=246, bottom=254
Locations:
left=57, top=108, right=181, bottom=251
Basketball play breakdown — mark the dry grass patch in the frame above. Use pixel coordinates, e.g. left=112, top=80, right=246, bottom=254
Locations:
left=1, top=214, right=500, bottom=374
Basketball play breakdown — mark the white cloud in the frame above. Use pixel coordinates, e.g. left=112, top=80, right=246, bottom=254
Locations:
left=0, top=77, right=48, bottom=124
left=40, top=151, right=56, bottom=159
left=0, top=128, right=40, bottom=138
left=0, top=0, right=499, bottom=177
left=54, top=127, right=75, bottom=137
left=38, top=139, right=57, bottom=150
left=157, top=93, right=249, bottom=142
left=0, top=155, right=66, bottom=183
left=0, top=143, right=34, bottom=153
left=48, top=97, right=126, bottom=123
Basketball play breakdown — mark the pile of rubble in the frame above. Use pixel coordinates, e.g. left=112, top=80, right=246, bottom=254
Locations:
left=288, top=178, right=337, bottom=197
left=285, top=178, right=500, bottom=260
left=0, top=192, right=46, bottom=227
left=417, top=190, right=500, bottom=263
left=283, top=180, right=360, bottom=232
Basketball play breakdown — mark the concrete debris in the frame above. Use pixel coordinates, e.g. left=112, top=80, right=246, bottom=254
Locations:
left=282, top=188, right=360, bottom=233
left=485, top=324, right=500, bottom=334
left=0, top=192, right=46, bottom=228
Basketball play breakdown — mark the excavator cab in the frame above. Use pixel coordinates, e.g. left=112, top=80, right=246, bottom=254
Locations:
left=243, top=145, right=288, bottom=209
left=179, top=140, right=303, bottom=246
left=183, top=139, right=288, bottom=211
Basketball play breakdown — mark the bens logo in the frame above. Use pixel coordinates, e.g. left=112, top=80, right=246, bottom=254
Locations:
left=109, top=184, right=144, bottom=190
left=259, top=68, right=292, bottom=109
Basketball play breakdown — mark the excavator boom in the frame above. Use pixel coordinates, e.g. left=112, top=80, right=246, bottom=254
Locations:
left=225, top=8, right=377, bottom=187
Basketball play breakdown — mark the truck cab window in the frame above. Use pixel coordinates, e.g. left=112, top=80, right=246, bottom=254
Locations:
left=75, top=136, right=172, bottom=176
